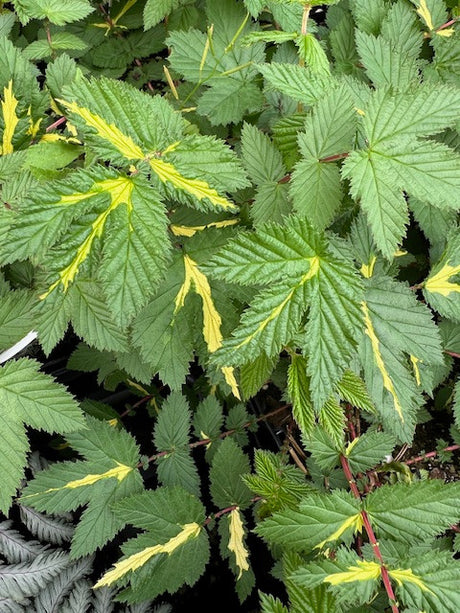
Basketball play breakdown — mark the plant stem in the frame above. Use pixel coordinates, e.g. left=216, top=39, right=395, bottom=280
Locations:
left=340, top=454, right=399, bottom=613
left=405, top=444, right=460, bottom=466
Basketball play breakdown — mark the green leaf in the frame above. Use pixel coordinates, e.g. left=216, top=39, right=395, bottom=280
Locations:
left=423, top=231, right=460, bottom=322
left=143, top=0, right=182, bottom=29
left=0, top=290, right=36, bottom=351
left=0, top=358, right=85, bottom=514
left=241, top=123, right=285, bottom=185
left=210, top=438, right=252, bottom=509
left=363, top=85, right=460, bottom=147
left=96, top=487, right=209, bottom=602
left=394, top=550, right=460, bottom=613
left=208, top=216, right=363, bottom=407
left=351, top=0, right=388, bottom=35
left=342, top=149, right=409, bottom=259
left=365, top=480, right=460, bottom=543
left=355, top=31, right=419, bottom=89
left=13, top=0, right=94, bottom=25
left=345, top=431, right=396, bottom=473
left=19, top=416, right=143, bottom=558
left=335, top=369, right=376, bottom=414
left=153, top=392, right=200, bottom=497
left=256, top=490, right=362, bottom=551
left=288, top=354, right=315, bottom=436
left=258, top=63, right=331, bottom=106
left=360, top=275, right=443, bottom=441
left=380, top=0, right=423, bottom=58
left=243, top=450, right=313, bottom=515
left=290, top=84, right=357, bottom=228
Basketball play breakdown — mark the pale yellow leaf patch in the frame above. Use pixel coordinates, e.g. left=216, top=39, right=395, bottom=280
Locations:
left=149, top=158, right=238, bottom=211
left=27, top=107, right=42, bottom=138
left=177, top=255, right=222, bottom=352
left=174, top=255, right=241, bottom=399
left=22, top=462, right=132, bottom=500
left=58, top=98, right=145, bottom=160
left=1, top=81, right=19, bottom=155
left=94, top=522, right=201, bottom=588
left=222, top=366, right=241, bottom=400
left=361, top=301, right=404, bottom=421
left=436, top=28, right=455, bottom=37
left=410, top=355, right=421, bottom=386
left=360, top=255, right=376, bottom=279
left=425, top=262, right=460, bottom=296
left=416, top=0, right=434, bottom=30
left=170, top=218, right=240, bottom=237
left=40, top=176, right=134, bottom=298
left=315, top=512, right=363, bottom=549
left=325, top=560, right=381, bottom=585
left=344, top=436, right=360, bottom=456
left=388, top=567, right=435, bottom=594
left=228, top=508, right=250, bottom=579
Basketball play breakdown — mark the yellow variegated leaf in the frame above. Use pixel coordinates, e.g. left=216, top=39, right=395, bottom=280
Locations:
left=222, top=366, right=241, bottom=400
left=150, top=158, right=238, bottom=211
left=22, top=462, right=132, bottom=499
left=315, top=512, right=363, bottom=549
left=415, top=0, right=434, bottom=30
left=361, top=301, right=404, bottom=421
left=175, top=254, right=223, bottom=352
left=41, top=176, right=134, bottom=298
left=424, top=262, right=460, bottom=296
left=170, top=218, right=240, bottom=237
left=174, top=255, right=241, bottom=399
left=360, top=255, right=376, bottom=279
left=94, top=522, right=201, bottom=588
left=388, top=567, right=435, bottom=593
left=1, top=81, right=19, bottom=156
left=410, top=355, right=421, bottom=386
left=325, top=560, right=381, bottom=585
left=236, top=256, right=320, bottom=349
left=228, top=508, right=250, bottom=580
left=58, top=98, right=145, bottom=160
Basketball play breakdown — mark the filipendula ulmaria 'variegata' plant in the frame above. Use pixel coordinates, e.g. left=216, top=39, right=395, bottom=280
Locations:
left=0, top=0, right=460, bottom=610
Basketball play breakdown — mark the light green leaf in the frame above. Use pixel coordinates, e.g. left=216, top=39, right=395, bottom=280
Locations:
left=256, top=490, right=362, bottom=551
left=0, top=358, right=85, bottom=514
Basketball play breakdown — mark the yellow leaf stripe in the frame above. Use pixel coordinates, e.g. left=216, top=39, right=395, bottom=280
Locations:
left=325, top=560, right=434, bottom=593
left=316, top=513, right=364, bottom=550
left=40, top=176, right=134, bottom=298
left=410, top=355, right=421, bottom=386
left=1, top=81, right=19, bottom=156
left=94, top=522, right=201, bottom=588
left=424, top=262, right=460, bottom=296
left=236, top=256, right=320, bottom=350
left=150, top=158, right=238, bottom=211
left=22, top=462, right=132, bottom=500
left=170, top=218, right=240, bottom=237
left=228, top=508, right=250, bottom=579
left=58, top=97, right=237, bottom=211
left=57, top=98, right=145, bottom=160
left=325, top=560, right=381, bottom=585
left=174, top=255, right=241, bottom=399
left=416, top=0, right=434, bottom=30
left=388, top=568, right=434, bottom=593
left=360, top=255, right=376, bottom=279
left=361, top=301, right=404, bottom=421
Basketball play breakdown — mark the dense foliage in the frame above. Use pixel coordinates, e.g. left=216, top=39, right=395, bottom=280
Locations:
left=0, top=0, right=459, bottom=611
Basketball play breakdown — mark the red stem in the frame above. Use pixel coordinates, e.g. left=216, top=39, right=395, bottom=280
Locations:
left=405, top=444, right=460, bottom=466
left=46, top=116, right=67, bottom=132
left=340, top=455, right=399, bottom=613
left=436, top=18, right=458, bottom=31
left=445, top=350, right=460, bottom=359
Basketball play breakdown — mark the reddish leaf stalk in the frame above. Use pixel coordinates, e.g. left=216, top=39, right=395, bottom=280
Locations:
left=405, top=444, right=460, bottom=466
left=340, top=454, right=399, bottom=613
left=436, top=18, right=458, bottom=32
